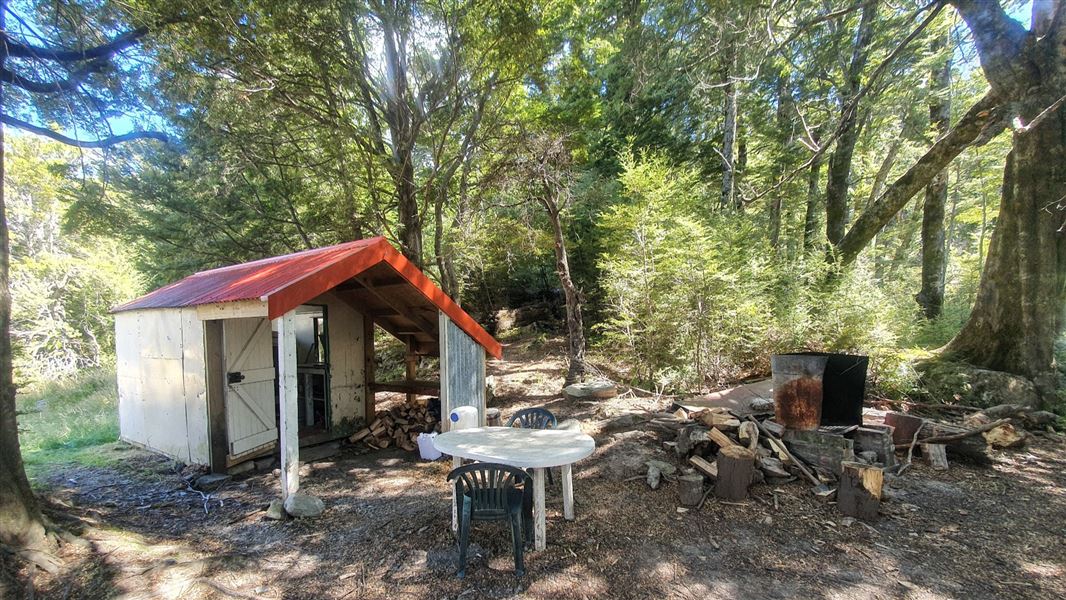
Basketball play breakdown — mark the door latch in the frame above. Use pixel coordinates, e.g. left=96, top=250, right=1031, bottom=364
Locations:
left=227, top=371, right=245, bottom=384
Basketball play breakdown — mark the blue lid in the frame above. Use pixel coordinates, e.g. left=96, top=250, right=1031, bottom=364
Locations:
left=450, top=412, right=459, bottom=422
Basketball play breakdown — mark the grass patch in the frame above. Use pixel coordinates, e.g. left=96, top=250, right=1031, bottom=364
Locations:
left=16, top=369, right=120, bottom=480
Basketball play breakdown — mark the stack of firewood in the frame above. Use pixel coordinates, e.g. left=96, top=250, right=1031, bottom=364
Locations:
left=348, top=400, right=439, bottom=452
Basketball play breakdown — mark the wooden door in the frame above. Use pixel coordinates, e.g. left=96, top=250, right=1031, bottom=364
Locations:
left=223, top=317, right=277, bottom=455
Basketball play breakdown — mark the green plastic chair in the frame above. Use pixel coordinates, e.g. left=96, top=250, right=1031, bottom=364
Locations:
left=447, top=462, right=532, bottom=579
left=507, top=407, right=558, bottom=484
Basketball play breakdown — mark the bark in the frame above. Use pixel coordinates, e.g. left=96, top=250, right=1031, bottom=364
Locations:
left=825, top=0, right=877, bottom=249
left=719, top=35, right=739, bottom=210
left=379, top=8, right=423, bottom=268
left=942, top=105, right=1066, bottom=396
left=0, top=3, right=47, bottom=548
left=917, top=34, right=952, bottom=319
left=541, top=197, right=587, bottom=385
left=769, top=70, right=794, bottom=249
left=802, top=156, right=823, bottom=251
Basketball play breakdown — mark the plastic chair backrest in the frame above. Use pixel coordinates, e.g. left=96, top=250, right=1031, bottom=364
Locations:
left=505, top=408, right=557, bottom=430
left=447, top=463, right=531, bottom=513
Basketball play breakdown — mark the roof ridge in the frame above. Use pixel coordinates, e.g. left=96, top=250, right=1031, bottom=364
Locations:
left=193, top=238, right=381, bottom=277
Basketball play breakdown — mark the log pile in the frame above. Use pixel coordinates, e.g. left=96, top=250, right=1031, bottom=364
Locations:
left=348, top=399, right=440, bottom=452
left=644, top=399, right=1048, bottom=522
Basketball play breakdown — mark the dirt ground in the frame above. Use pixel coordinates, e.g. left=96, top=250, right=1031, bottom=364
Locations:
left=4, top=336, right=1066, bottom=599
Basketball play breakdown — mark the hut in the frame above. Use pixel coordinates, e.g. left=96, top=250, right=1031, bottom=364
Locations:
left=112, top=237, right=501, bottom=498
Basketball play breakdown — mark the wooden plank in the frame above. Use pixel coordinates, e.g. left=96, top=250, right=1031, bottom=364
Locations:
left=204, top=320, right=228, bottom=473
left=708, top=427, right=736, bottom=448
left=369, top=380, right=441, bottom=395
left=363, top=316, right=376, bottom=421
left=277, top=310, right=300, bottom=500
left=689, top=455, right=718, bottom=479
left=196, top=299, right=268, bottom=321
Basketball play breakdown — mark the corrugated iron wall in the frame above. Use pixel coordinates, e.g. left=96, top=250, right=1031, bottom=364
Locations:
left=439, top=311, right=486, bottom=429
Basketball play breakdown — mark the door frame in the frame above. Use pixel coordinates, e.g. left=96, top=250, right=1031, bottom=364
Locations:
left=204, top=320, right=229, bottom=473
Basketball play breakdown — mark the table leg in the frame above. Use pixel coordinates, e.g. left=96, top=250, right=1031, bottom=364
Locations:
left=451, top=456, right=461, bottom=534
left=562, top=464, right=574, bottom=520
left=533, top=467, right=546, bottom=551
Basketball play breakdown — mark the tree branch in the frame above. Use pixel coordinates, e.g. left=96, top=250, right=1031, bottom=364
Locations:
left=1, top=27, right=148, bottom=62
left=0, top=58, right=108, bottom=94
left=835, top=91, right=1007, bottom=264
left=0, top=113, right=169, bottom=148
left=949, top=0, right=1031, bottom=95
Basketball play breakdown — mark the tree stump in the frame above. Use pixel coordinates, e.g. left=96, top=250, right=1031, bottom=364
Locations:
left=714, top=446, right=756, bottom=501
left=921, top=443, right=949, bottom=470
left=678, top=474, right=704, bottom=506
left=837, top=461, right=883, bottom=521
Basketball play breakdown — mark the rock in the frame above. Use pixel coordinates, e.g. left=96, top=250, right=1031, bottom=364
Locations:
left=265, top=499, right=286, bottom=520
left=645, top=460, right=677, bottom=476
left=647, top=465, right=662, bottom=490
left=194, top=474, right=231, bottom=492
left=284, top=493, right=325, bottom=518
left=916, top=360, right=1040, bottom=409
left=605, top=414, right=644, bottom=431
left=841, top=517, right=856, bottom=527
left=983, top=423, right=1027, bottom=449
left=564, top=381, right=618, bottom=400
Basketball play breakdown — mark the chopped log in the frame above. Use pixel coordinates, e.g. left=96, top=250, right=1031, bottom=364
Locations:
left=715, top=446, right=756, bottom=501
left=884, top=412, right=925, bottom=445
left=699, top=411, right=741, bottom=430
left=748, top=417, right=824, bottom=491
left=673, top=407, right=689, bottom=421
left=757, top=457, right=790, bottom=479
left=738, top=421, right=759, bottom=451
left=349, top=428, right=372, bottom=443
left=982, top=422, right=1026, bottom=448
left=689, top=455, right=718, bottom=480
left=708, top=427, right=736, bottom=449
left=921, top=443, right=949, bottom=470
left=678, top=474, right=704, bottom=506
left=837, top=461, right=883, bottom=521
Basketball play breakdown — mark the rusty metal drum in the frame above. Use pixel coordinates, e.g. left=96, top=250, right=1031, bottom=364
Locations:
left=771, top=354, right=828, bottom=430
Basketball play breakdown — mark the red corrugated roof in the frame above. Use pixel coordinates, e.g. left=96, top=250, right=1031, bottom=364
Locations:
left=113, top=237, right=502, bottom=358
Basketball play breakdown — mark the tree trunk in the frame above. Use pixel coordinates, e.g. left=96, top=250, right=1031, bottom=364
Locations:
left=719, top=36, right=739, bottom=210
left=802, top=155, right=823, bottom=251
left=917, top=34, right=952, bottom=319
left=825, top=0, right=877, bottom=250
left=380, top=7, right=423, bottom=268
left=943, top=110, right=1066, bottom=397
left=0, top=9, right=48, bottom=545
left=542, top=199, right=586, bottom=384
left=769, top=69, right=794, bottom=249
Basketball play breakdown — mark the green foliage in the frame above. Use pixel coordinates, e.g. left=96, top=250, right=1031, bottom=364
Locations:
left=6, top=138, right=143, bottom=386
left=595, top=154, right=925, bottom=395
left=15, top=369, right=120, bottom=480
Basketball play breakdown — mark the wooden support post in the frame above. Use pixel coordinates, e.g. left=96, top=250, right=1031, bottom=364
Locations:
left=404, top=339, right=418, bottom=405
left=363, top=316, right=376, bottom=420
left=715, top=446, right=755, bottom=501
left=276, top=310, right=299, bottom=500
left=562, top=464, right=575, bottom=520
left=678, top=474, right=704, bottom=507
left=837, top=461, right=883, bottom=521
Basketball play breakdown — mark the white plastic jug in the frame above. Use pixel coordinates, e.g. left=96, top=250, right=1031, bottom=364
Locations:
left=417, top=432, right=442, bottom=461
left=448, top=405, right=479, bottom=430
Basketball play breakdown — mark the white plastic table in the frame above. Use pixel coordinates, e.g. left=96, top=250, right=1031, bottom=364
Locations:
left=433, top=426, right=596, bottom=551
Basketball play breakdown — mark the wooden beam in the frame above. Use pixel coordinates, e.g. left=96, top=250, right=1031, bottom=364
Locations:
left=363, top=315, right=376, bottom=421
left=370, top=380, right=441, bottom=396
left=276, top=310, right=299, bottom=500
left=351, top=276, right=439, bottom=339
